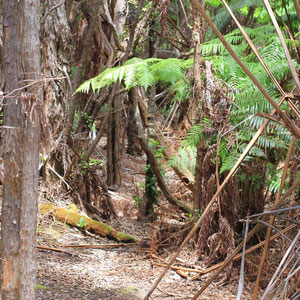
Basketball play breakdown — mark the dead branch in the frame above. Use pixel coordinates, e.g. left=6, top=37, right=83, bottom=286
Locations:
left=37, top=245, right=72, bottom=255
left=191, top=178, right=300, bottom=299
left=252, top=136, right=296, bottom=299
left=61, top=243, right=137, bottom=249
left=39, top=204, right=139, bottom=243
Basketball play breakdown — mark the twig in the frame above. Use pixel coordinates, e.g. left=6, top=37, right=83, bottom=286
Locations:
left=48, top=164, right=72, bottom=190
left=2, top=76, right=66, bottom=99
left=151, top=262, right=204, bottom=274
left=252, top=219, right=293, bottom=242
left=61, top=243, right=138, bottom=249
left=37, top=244, right=72, bottom=255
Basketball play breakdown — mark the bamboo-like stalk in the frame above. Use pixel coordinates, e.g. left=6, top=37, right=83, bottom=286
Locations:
left=293, top=0, right=300, bottom=24
left=220, top=0, right=284, bottom=96
left=251, top=136, right=297, bottom=299
left=262, top=0, right=300, bottom=91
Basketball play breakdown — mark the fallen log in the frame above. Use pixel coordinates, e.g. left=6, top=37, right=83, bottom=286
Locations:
left=39, top=204, right=139, bottom=243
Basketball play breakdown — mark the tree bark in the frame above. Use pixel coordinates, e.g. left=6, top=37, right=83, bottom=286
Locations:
left=107, top=85, right=121, bottom=188
left=41, top=0, right=72, bottom=136
left=64, top=0, right=100, bottom=142
left=1, top=1, right=41, bottom=299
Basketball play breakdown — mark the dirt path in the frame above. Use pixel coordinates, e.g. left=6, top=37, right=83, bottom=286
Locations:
left=36, top=203, right=253, bottom=300
left=36, top=153, right=255, bottom=299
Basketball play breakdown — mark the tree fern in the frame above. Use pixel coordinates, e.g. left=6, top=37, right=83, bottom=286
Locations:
left=168, top=146, right=197, bottom=175
left=76, top=57, right=193, bottom=94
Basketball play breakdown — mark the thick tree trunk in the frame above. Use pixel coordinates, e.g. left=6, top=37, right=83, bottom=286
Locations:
left=126, top=99, right=142, bottom=156
left=112, top=0, right=127, bottom=36
left=40, top=0, right=72, bottom=177
left=1, top=1, right=41, bottom=299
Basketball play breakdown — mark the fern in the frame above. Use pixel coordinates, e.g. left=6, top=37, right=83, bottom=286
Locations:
left=76, top=57, right=193, bottom=95
left=168, top=146, right=197, bottom=174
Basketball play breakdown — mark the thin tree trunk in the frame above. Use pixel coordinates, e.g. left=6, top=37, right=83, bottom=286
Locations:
left=107, top=84, right=121, bottom=188
left=1, top=1, right=41, bottom=299
left=191, top=0, right=206, bottom=216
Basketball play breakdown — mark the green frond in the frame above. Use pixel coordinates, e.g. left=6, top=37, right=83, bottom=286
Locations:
left=220, top=151, right=240, bottom=174
left=75, top=57, right=194, bottom=94
left=181, top=123, right=207, bottom=147
left=168, top=146, right=197, bottom=174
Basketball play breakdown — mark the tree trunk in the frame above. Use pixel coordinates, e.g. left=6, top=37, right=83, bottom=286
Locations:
left=126, top=98, right=142, bottom=156
left=1, top=1, right=41, bottom=299
left=112, top=0, right=127, bottom=36
left=40, top=0, right=72, bottom=177
left=107, top=85, right=121, bottom=189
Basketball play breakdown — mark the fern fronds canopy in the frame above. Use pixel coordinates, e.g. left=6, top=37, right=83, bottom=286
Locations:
left=76, top=57, right=194, bottom=94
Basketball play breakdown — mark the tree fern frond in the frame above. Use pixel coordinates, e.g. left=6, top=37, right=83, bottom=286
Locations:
left=181, top=124, right=203, bottom=147
left=168, top=146, right=197, bottom=174
left=76, top=57, right=194, bottom=94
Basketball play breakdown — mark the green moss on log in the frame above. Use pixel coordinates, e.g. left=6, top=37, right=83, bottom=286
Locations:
left=39, top=204, right=139, bottom=243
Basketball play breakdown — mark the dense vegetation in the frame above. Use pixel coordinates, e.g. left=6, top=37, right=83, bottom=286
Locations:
left=1, top=0, right=299, bottom=299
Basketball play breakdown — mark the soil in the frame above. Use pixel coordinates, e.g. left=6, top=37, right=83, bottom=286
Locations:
left=36, top=152, right=255, bottom=300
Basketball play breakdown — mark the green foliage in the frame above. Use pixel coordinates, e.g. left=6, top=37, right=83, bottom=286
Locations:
left=187, top=209, right=201, bottom=221
left=81, top=112, right=96, bottom=132
left=36, top=284, right=49, bottom=291
left=168, top=146, right=197, bottom=174
left=133, top=196, right=142, bottom=206
left=76, top=58, right=193, bottom=102
left=79, top=153, right=103, bottom=174
left=265, top=162, right=285, bottom=194
left=208, top=0, right=264, bottom=32
left=145, top=164, right=160, bottom=205
left=77, top=217, right=87, bottom=229
left=181, top=118, right=211, bottom=147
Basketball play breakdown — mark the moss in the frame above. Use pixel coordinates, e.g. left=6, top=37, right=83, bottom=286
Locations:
left=39, top=204, right=55, bottom=214
left=36, top=284, right=49, bottom=290
left=39, top=204, right=139, bottom=243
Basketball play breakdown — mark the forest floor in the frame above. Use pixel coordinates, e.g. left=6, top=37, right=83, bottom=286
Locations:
left=36, top=148, right=257, bottom=300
